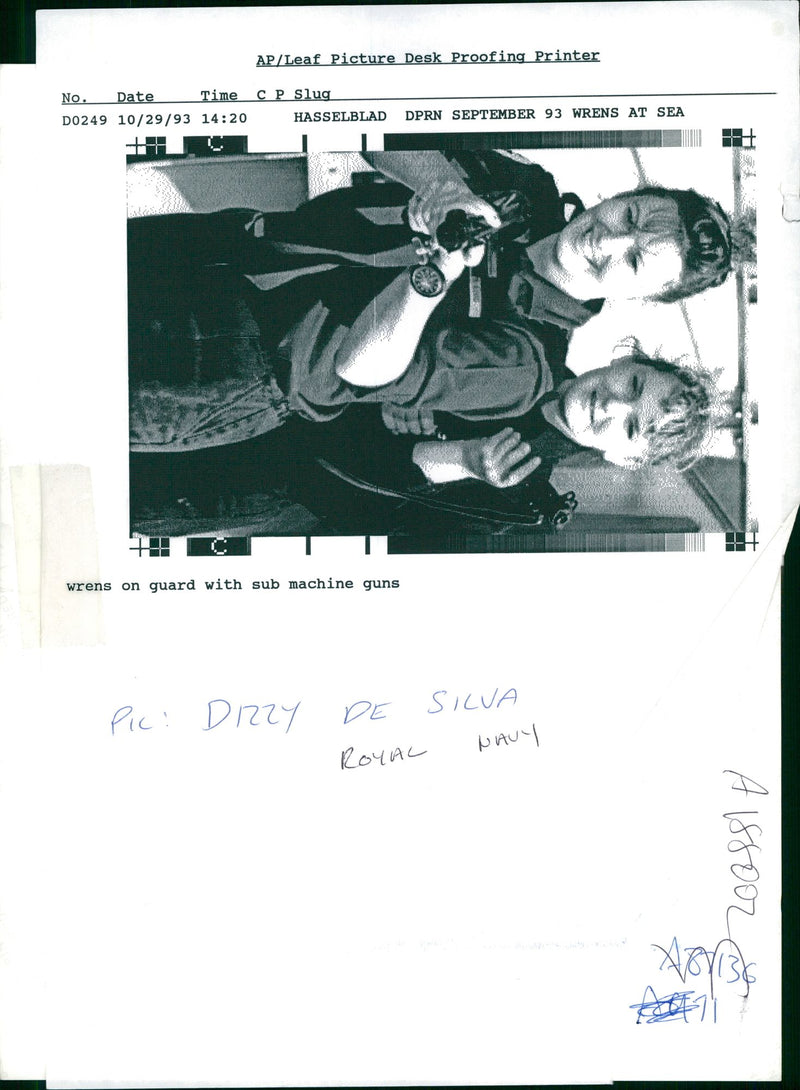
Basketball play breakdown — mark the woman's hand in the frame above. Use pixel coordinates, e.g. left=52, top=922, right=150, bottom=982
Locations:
left=430, top=238, right=486, bottom=285
left=407, top=178, right=502, bottom=240
left=462, top=428, right=542, bottom=488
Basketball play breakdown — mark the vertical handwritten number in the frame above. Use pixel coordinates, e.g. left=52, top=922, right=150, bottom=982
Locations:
left=723, top=770, right=769, bottom=796
left=686, top=948, right=706, bottom=977
left=724, top=953, right=742, bottom=984
left=728, top=841, right=761, bottom=874
left=723, top=801, right=763, bottom=950
left=725, top=816, right=763, bottom=842
left=732, top=883, right=759, bottom=904
left=731, top=862, right=760, bottom=883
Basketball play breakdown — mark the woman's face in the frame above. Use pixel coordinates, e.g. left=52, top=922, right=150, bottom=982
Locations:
left=532, top=194, right=686, bottom=301
left=541, top=359, right=683, bottom=465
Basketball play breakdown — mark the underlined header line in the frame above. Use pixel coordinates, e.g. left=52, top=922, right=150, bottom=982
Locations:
left=74, top=91, right=776, bottom=107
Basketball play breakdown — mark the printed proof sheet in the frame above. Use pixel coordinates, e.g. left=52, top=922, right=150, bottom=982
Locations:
left=1, top=2, right=798, bottom=1085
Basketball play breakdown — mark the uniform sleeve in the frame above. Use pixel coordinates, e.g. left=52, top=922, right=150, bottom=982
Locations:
left=421, top=314, right=548, bottom=369
left=384, top=314, right=557, bottom=421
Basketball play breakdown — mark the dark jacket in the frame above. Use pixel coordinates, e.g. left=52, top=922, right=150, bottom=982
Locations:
left=129, top=153, right=589, bottom=530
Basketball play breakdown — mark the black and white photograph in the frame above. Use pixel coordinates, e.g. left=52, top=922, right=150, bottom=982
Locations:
left=128, top=145, right=755, bottom=548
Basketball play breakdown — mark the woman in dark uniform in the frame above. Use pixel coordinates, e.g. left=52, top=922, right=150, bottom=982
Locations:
left=127, top=151, right=731, bottom=530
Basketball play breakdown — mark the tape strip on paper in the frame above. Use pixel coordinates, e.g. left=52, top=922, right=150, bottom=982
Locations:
left=10, top=465, right=104, bottom=649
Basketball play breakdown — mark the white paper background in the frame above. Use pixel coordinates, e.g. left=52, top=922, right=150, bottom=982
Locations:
left=1, top=2, right=797, bottom=1084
